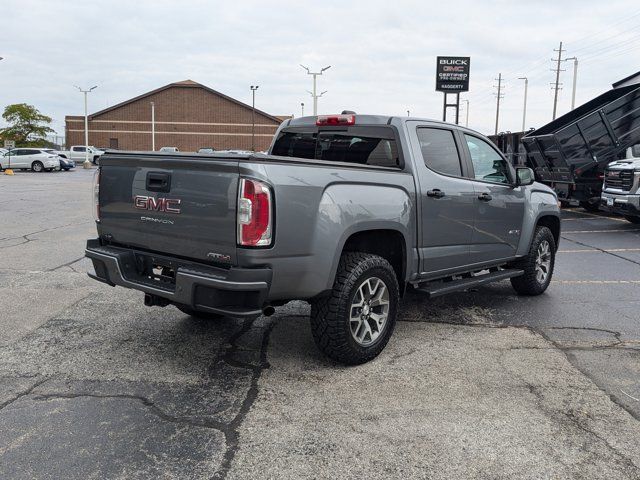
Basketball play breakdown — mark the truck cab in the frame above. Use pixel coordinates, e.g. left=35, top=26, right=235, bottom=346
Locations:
left=601, top=144, right=640, bottom=223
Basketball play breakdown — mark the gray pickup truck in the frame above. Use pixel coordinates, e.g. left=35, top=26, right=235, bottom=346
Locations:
left=86, top=114, right=561, bottom=364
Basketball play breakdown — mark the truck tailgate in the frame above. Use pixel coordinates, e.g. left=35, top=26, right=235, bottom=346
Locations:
left=97, top=154, right=239, bottom=265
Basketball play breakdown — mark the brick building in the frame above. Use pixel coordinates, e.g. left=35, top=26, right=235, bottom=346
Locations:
left=65, top=80, right=284, bottom=152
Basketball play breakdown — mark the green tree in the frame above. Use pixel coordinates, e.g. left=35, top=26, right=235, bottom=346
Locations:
left=1, top=103, right=54, bottom=146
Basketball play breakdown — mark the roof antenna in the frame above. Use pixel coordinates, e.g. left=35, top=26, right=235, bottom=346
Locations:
left=341, top=110, right=356, bottom=115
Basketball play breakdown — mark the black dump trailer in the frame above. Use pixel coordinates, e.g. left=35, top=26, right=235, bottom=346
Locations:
left=521, top=75, right=640, bottom=209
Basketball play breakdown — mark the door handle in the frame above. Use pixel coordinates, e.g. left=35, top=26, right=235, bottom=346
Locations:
left=427, top=189, right=445, bottom=198
left=146, top=172, right=171, bottom=192
left=478, top=192, right=492, bottom=202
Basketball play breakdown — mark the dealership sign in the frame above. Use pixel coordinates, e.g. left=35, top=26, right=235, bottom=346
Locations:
left=436, top=56, right=470, bottom=92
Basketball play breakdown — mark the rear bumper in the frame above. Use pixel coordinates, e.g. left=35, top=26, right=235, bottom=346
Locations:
left=600, top=191, right=640, bottom=216
left=85, top=239, right=272, bottom=318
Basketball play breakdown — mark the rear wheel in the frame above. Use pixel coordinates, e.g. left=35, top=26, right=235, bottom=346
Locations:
left=175, top=304, right=224, bottom=321
left=31, top=161, right=44, bottom=172
left=624, top=215, right=640, bottom=224
left=510, top=226, right=556, bottom=296
left=310, top=252, right=399, bottom=365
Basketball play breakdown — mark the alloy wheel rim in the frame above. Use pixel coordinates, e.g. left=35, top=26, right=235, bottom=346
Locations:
left=349, top=276, right=390, bottom=346
left=535, top=240, right=552, bottom=284
left=33, top=163, right=42, bottom=172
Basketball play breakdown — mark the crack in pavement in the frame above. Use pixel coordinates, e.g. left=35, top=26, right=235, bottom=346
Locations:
left=561, top=235, right=640, bottom=268
left=0, top=315, right=278, bottom=480
left=0, top=221, right=92, bottom=244
left=32, top=392, right=228, bottom=431
left=49, top=256, right=86, bottom=272
left=0, top=378, right=48, bottom=412
left=213, top=319, right=277, bottom=480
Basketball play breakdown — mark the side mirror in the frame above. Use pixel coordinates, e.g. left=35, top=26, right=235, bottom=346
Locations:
left=516, top=167, right=535, bottom=186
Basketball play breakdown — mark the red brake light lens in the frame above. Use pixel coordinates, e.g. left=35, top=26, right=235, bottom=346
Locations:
left=316, top=114, right=355, bottom=126
left=237, top=178, right=273, bottom=247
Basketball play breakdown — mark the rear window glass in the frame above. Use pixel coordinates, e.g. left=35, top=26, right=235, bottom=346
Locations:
left=271, top=131, right=400, bottom=168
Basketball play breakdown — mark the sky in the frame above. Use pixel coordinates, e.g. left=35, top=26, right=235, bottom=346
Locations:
left=1, top=0, right=639, bottom=138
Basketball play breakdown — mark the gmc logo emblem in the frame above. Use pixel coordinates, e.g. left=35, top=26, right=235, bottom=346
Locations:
left=134, top=195, right=181, bottom=214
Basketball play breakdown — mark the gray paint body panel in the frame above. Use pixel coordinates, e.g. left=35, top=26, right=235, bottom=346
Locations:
left=93, top=117, right=560, bottom=303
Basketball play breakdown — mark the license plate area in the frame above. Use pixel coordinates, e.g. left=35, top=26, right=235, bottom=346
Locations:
left=607, top=197, right=614, bottom=207
left=133, top=253, right=177, bottom=289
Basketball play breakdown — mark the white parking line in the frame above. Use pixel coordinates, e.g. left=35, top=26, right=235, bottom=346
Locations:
left=552, top=280, right=640, bottom=284
left=558, top=248, right=640, bottom=253
left=562, top=209, right=628, bottom=222
left=563, top=229, right=640, bottom=233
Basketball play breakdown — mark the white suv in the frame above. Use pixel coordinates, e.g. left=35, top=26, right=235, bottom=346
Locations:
left=0, top=148, right=60, bottom=172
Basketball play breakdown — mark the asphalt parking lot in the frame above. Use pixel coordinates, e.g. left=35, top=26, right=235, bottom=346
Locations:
left=1, top=169, right=640, bottom=479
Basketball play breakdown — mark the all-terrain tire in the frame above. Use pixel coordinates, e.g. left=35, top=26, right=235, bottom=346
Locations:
left=310, top=252, right=399, bottom=365
left=175, top=304, right=224, bottom=321
left=624, top=215, right=640, bottom=224
left=510, top=226, right=556, bottom=296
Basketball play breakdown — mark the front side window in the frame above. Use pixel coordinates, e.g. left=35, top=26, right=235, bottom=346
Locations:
left=465, top=135, right=511, bottom=184
left=416, top=127, right=462, bottom=177
left=74, top=146, right=86, bottom=152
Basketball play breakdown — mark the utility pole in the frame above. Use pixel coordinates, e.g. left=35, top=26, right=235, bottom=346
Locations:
left=463, top=99, right=469, bottom=127
left=565, top=57, right=578, bottom=110
left=518, top=77, right=528, bottom=132
left=407, top=110, right=410, bottom=117
left=300, top=64, right=331, bottom=115
left=301, top=102, right=304, bottom=117
left=150, top=102, right=155, bottom=151
left=250, top=85, right=259, bottom=151
left=75, top=85, right=97, bottom=168
left=551, top=41, right=565, bottom=120
left=493, top=73, right=504, bottom=135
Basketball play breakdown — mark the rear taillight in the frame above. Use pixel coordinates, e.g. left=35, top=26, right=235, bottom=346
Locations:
left=316, top=114, right=355, bottom=126
left=92, top=168, right=100, bottom=222
left=237, top=178, right=272, bottom=247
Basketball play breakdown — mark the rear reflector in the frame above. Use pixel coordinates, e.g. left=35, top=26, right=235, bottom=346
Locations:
left=316, top=114, right=355, bottom=126
left=237, top=178, right=273, bottom=247
left=93, top=168, right=100, bottom=223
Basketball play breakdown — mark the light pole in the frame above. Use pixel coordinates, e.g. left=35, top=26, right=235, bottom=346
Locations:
left=75, top=85, right=97, bottom=168
left=565, top=57, right=578, bottom=110
left=300, top=64, right=331, bottom=115
left=301, top=102, right=304, bottom=117
left=407, top=110, right=410, bottom=117
left=518, top=77, right=528, bottom=132
left=250, top=85, right=259, bottom=151
left=463, top=100, right=469, bottom=127
left=150, top=102, right=155, bottom=151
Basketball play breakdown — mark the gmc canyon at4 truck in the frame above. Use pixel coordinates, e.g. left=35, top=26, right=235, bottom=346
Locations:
left=86, top=114, right=561, bottom=364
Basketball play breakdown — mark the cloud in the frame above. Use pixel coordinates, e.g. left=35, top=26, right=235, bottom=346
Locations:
left=0, top=0, right=638, bottom=137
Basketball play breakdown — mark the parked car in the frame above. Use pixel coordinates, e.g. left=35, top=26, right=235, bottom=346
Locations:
left=0, top=148, right=60, bottom=172
left=159, top=147, right=179, bottom=153
left=86, top=113, right=561, bottom=365
left=0, top=148, right=7, bottom=156
left=197, top=147, right=216, bottom=154
left=601, top=144, right=640, bottom=223
left=57, top=146, right=105, bottom=164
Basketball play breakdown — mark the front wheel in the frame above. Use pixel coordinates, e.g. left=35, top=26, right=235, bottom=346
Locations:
left=510, top=226, right=556, bottom=296
left=31, top=161, right=44, bottom=172
left=624, top=215, right=640, bottom=224
left=310, top=252, right=399, bottom=365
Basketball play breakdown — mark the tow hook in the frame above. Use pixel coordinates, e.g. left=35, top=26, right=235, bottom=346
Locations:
left=144, top=293, right=169, bottom=307
left=262, top=305, right=275, bottom=316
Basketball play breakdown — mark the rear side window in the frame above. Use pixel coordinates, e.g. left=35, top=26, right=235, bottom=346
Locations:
left=271, top=131, right=400, bottom=168
left=416, top=128, right=462, bottom=177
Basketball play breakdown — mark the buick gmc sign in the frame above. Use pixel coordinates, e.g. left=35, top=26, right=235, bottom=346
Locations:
left=436, top=56, right=471, bottom=92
